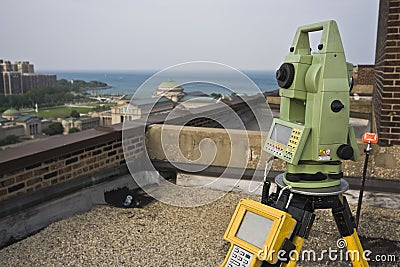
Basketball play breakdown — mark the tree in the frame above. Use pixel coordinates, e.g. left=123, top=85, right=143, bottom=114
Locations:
left=210, top=93, right=222, bottom=99
left=0, top=135, right=19, bottom=146
left=68, top=127, right=80, bottom=134
left=42, top=122, right=64, bottom=136
left=0, top=78, right=110, bottom=111
left=70, top=110, right=80, bottom=118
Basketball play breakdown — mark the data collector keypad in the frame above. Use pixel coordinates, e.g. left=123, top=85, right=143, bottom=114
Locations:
left=226, top=245, right=253, bottom=267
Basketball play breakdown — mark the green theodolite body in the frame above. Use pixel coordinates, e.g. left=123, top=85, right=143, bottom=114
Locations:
left=264, top=20, right=360, bottom=187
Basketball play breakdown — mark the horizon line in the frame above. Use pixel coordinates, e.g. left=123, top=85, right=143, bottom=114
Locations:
left=36, top=68, right=278, bottom=73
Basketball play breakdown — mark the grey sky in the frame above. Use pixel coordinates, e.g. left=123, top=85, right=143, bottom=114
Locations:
left=1, top=0, right=379, bottom=71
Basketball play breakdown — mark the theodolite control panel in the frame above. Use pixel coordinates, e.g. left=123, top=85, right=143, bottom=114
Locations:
left=264, top=118, right=310, bottom=165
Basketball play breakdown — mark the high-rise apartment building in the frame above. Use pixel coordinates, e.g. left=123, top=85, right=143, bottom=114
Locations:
left=22, top=73, right=57, bottom=91
left=0, top=60, right=13, bottom=72
left=0, top=59, right=56, bottom=95
left=0, top=71, right=3, bottom=95
left=3, top=72, right=23, bottom=95
left=15, top=61, right=34, bottom=74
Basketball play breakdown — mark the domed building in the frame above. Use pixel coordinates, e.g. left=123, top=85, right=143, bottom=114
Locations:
left=2, top=108, right=22, bottom=121
left=0, top=109, right=43, bottom=138
left=91, top=79, right=218, bottom=126
left=153, top=79, right=184, bottom=102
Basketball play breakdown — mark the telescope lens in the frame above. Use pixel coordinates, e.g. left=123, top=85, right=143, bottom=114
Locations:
left=276, top=63, right=295, bottom=89
left=276, top=69, right=286, bottom=80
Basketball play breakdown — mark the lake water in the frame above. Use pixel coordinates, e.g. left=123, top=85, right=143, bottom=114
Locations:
left=51, top=70, right=278, bottom=97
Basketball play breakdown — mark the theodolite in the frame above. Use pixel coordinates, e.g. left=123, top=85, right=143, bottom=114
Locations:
left=221, top=21, right=370, bottom=267
left=264, top=20, right=359, bottom=188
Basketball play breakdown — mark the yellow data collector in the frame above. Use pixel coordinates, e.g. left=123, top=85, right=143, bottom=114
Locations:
left=222, top=199, right=297, bottom=266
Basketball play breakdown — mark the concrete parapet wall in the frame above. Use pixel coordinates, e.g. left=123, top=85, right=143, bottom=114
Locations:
left=146, top=124, right=269, bottom=170
left=146, top=125, right=400, bottom=181
left=352, top=85, right=373, bottom=95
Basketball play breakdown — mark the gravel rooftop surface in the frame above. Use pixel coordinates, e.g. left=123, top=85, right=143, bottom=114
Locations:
left=0, top=191, right=399, bottom=267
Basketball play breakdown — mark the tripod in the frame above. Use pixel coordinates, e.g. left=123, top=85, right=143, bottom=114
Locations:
left=261, top=174, right=369, bottom=267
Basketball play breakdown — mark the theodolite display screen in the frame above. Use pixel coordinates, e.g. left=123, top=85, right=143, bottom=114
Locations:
left=270, top=124, right=292, bottom=145
left=236, top=211, right=274, bottom=248
left=222, top=199, right=297, bottom=266
left=264, top=119, right=310, bottom=165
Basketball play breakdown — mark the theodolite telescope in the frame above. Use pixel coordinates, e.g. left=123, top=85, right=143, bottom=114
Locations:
left=264, top=20, right=360, bottom=188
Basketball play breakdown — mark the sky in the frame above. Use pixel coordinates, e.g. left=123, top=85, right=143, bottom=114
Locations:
left=1, top=0, right=379, bottom=71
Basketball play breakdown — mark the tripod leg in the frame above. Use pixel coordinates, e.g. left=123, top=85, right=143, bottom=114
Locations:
left=261, top=236, right=304, bottom=267
left=281, top=201, right=315, bottom=266
left=332, top=196, right=369, bottom=267
left=281, top=236, right=304, bottom=267
left=343, top=230, right=369, bottom=267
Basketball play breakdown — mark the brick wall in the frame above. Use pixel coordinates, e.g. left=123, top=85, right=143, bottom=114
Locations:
left=0, top=127, right=145, bottom=202
left=355, top=65, right=375, bottom=85
left=373, top=0, right=400, bottom=146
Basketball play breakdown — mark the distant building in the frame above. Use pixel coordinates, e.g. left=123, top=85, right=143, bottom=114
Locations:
left=0, top=59, right=57, bottom=95
left=22, top=73, right=57, bottom=92
left=0, top=60, right=13, bottom=72
left=0, top=107, right=102, bottom=141
left=94, top=96, right=175, bottom=125
left=90, top=95, right=175, bottom=126
left=90, top=110, right=112, bottom=126
left=61, top=116, right=100, bottom=134
left=153, top=79, right=184, bottom=102
left=1, top=108, right=22, bottom=121
left=90, top=80, right=218, bottom=125
left=2, top=72, right=23, bottom=95
left=0, top=108, right=101, bottom=140
left=0, top=109, right=46, bottom=139
left=0, top=72, right=3, bottom=95
left=15, top=115, right=42, bottom=136
left=15, top=61, right=34, bottom=74
left=177, top=93, right=218, bottom=109
left=0, top=124, right=24, bottom=140
left=114, top=96, right=175, bottom=124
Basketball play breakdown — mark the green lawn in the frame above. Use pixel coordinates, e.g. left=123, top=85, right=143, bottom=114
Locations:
left=24, top=106, right=94, bottom=119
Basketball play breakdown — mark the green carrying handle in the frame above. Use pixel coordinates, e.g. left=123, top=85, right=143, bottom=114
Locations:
left=291, top=20, right=345, bottom=55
